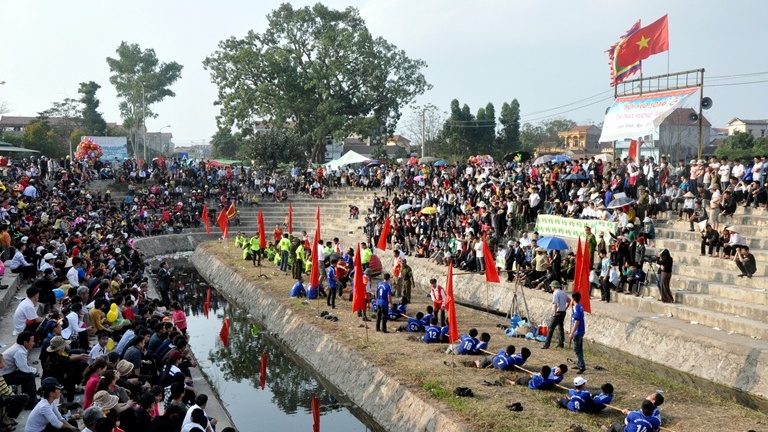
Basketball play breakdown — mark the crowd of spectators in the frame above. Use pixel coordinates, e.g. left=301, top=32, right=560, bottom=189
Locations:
left=0, top=154, right=243, bottom=432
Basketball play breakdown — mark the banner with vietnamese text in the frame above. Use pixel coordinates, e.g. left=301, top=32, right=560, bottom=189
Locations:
left=599, top=88, right=697, bottom=142
left=535, top=215, right=618, bottom=239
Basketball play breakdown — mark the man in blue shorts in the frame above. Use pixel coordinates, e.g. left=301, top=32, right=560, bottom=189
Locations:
left=375, top=273, right=393, bottom=333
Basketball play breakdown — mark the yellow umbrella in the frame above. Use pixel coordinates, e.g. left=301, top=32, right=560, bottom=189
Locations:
left=421, top=206, right=438, bottom=215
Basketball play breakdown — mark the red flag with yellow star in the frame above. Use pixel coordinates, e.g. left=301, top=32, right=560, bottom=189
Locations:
left=616, top=15, right=668, bottom=67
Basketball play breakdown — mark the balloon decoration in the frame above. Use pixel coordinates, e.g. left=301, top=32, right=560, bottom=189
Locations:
left=106, top=303, right=118, bottom=323
left=74, top=137, right=103, bottom=161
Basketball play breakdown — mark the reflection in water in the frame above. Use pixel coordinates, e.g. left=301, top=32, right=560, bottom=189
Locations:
left=169, top=265, right=381, bottom=431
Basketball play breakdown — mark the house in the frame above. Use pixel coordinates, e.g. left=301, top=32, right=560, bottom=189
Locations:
left=656, top=108, right=711, bottom=161
left=144, top=132, right=174, bottom=153
left=0, top=115, right=122, bottom=135
left=726, top=118, right=768, bottom=138
left=556, top=125, right=602, bottom=151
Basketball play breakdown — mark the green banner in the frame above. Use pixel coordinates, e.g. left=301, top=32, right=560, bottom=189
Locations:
left=534, top=215, right=617, bottom=238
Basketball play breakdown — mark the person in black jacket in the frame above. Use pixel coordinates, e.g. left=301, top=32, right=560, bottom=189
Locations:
left=701, top=224, right=720, bottom=256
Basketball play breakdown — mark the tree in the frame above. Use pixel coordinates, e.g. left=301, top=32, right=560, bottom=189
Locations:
left=238, top=128, right=310, bottom=172
left=498, top=99, right=521, bottom=154
left=78, top=81, right=108, bottom=136
left=475, top=102, right=496, bottom=156
left=38, top=98, right=82, bottom=158
left=519, top=117, right=576, bottom=151
left=203, top=3, right=431, bottom=162
left=1, top=133, right=23, bottom=147
left=211, top=128, right=242, bottom=159
left=715, top=132, right=768, bottom=160
left=107, top=41, right=183, bottom=156
left=398, top=104, right=445, bottom=157
left=23, top=120, right=63, bottom=157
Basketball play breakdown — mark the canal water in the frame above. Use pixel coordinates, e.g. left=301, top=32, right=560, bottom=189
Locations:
left=165, top=260, right=384, bottom=432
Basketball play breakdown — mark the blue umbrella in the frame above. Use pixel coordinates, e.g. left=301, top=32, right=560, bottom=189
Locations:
left=552, top=155, right=572, bottom=163
left=536, top=236, right=569, bottom=251
left=434, top=160, right=446, bottom=167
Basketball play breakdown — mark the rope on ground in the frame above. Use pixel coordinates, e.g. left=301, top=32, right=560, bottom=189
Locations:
left=476, top=348, right=677, bottom=432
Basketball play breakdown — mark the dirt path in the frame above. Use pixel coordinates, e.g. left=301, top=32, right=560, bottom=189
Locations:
left=204, top=242, right=766, bottom=432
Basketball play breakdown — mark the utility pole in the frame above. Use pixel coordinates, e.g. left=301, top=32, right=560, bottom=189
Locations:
left=421, top=109, right=426, bottom=158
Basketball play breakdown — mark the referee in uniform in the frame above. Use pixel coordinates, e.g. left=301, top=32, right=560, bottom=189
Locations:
left=541, top=280, right=570, bottom=349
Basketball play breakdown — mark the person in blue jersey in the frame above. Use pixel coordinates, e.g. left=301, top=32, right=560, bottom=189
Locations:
left=439, top=321, right=450, bottom=343
left=421, top=305, right=434, bottom=327
left=423, top=318, right=441, bottom=343
left=601, top=399, right=661, bottom=432
left=290, top=276, right=306, bottom=298
left=557, top=376, right=592, bottom=412
left=584, top=383, right=614, bottom=413
left=474, top=345, right=516, bottom=370
left=452, top=328, right=480, bottom=355
left=326, top=258, right=340, bottom=309
left=510, top=347, right=531, bottom=366
left=389, top=297, right=408, bottom=321
left=646, top=391, right=664, bottom=429
left=514, top=365, right=551, bottom=388
left=569, top=292, right=587, bottom=374
left=541, top=364, right=569, bottom=390
left=374, top=273, right=393, bottom=333
left=475, top=333, right=491, bottom=353
left=404, top=312, right=425, bottom=333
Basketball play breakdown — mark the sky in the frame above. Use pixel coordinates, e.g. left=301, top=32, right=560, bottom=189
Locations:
left=1, top=0, right=767, bottom=146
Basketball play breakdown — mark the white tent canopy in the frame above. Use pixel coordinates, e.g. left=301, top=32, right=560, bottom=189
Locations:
left=326, top=150, right=369, bottom=170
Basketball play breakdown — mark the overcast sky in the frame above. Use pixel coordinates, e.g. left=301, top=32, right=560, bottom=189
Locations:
left=1, top=0, right=766, bottom=145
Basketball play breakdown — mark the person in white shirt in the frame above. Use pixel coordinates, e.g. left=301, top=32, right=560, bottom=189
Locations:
left=182, top=394, right=217, bottom=432
left=38, top=253, right=56, bottom=275
left=473, top=237, right=485, bottom=272
left=66, top=258, right=82, bottom=288
left=731, top=159, right=745, bottom=180
left=718, top=160, right=731, bottom=191
left=12, top=287, right=42, bottom=335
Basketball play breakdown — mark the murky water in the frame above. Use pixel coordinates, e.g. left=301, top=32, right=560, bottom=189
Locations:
left=168, top=263, right=384, bottom=432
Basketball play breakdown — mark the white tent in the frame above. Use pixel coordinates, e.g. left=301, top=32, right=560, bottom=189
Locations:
left=326, top=150, right=369, bottom=170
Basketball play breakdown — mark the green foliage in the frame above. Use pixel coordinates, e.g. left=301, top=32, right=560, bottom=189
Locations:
left=520, top=117, right=576, bottom=151
left=37, top=98, right=82, bottom=157
left=715, top=132, right=768, bottom=160
left=1, top=133, right=23, bottom=146
left=437, top=99, right=500, bottom=160
left=78, top=81, right=108, bottom=135
left=238, top=128, right=310, bottom=172
left=211, top=128, right=242, bottom=159
left=498, top=99, right=521, bottom=154
left=23, top=120, right=64, bottom=157
left=203, top=3, right=431, bottom=162
left=106, top=41, right=183, bottom=153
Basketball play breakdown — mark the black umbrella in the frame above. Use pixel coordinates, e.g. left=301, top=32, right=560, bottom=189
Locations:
left=565, top=173, right=590, bottom=181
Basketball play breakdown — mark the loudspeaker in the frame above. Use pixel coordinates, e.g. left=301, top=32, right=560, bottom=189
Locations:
left=688, top=112, right=699, bottom=124
left=701, top=97, right=713, bottom=110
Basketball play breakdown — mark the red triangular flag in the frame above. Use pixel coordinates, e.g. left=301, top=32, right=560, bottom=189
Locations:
left=259, top=351, right=268, bottom=390
left=578, top=239, right=592, bottom=313
left=201, top=204, right=210, bottom=234
left=445, top=262, right=459, bottom=344
left=257, top=210, right=267, bottom=249
left=377, top=216, right=391, bottom=251
left=311, top=394, right=320, bottom=432
left=310, top=207, right=321, bottom=291
left=217, top=209, right=229, bottom=239
left=219, top=317, right=230, bottom=348
left=288, top=203, right=293, bottom=235
left=226, top=203, right=237, bottom=219
left=574, top=238, right=583, bottom=295
left=352, top=243, right=366, bottom=312
left=482, top=237, right=500, bottom=283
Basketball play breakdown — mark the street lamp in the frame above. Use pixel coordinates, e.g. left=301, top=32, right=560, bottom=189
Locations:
left=158, top=125, right=171, bottom=154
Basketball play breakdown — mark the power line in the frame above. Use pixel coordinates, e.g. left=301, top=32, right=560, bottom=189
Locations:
left=708, top=79, right=768, bottom=88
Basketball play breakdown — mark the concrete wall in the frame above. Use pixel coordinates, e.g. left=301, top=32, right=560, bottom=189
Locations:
left=375, top=253, right=768, bottom=402
left=190, top=249, right=467, bottom=432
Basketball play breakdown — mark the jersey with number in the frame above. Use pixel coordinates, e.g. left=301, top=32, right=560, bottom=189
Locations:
left=421, top=313, right=433, bottom=327
left=455, top=335, right=479, bottom=355
left=493, top=351, right=515, bottom=370
left=566, top=389, right=592, bottom=412
left=624, top=410, right=661, bottom=432
left=406, top=317, right=425, bottom=333
left=375, top=282, right=392, bottom=307
left=424, top=325, right=441, bottom=343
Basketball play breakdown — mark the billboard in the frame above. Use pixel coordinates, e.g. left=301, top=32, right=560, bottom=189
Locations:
left=599, top=88, right=698, bottom=142
left=85, top=136, right=129, bottom=161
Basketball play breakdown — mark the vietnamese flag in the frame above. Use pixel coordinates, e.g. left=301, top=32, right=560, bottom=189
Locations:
left=201, top=204, right=211, bottom=234
left=482, top=237, right=500, bottom=283
left=445, top=262, right=459, bottom=344
left=219, top=317, right=231, bottom=348
left=257, top=210, right=267, bottom=249
left=352, top=243, right=366, bottom=312
left=311, top=394, right=320, bottom=432
left=377, top=216, right=391, bottom=251
left=310, top=207, right=321, bottom=290
left=217, top=209, right=229, bottom=239
left=616, top=15, right=669, bottom=67
left=259, top=351, right=268, bottom=390
left=288, top=203, right=293, bottom=234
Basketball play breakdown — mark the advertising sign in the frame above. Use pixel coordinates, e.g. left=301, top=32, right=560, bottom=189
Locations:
left=86, top=136, right=129, bottom=161
left=599, top=88, right=698, bottom=142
